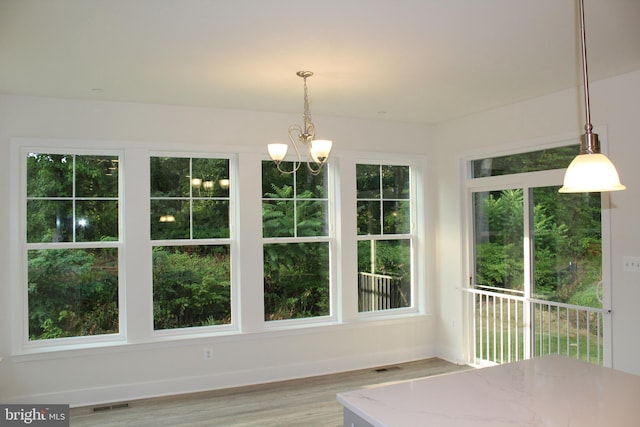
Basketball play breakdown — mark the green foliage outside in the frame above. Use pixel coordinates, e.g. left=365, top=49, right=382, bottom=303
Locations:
left=150, top=156, right=230, bottom=240
left=262, top=161, right=330, bottom=320
left=150, top=157, right=232, bottom=329
left=153, top=246, right=231, bottom=329
left=28, top=248, right=119, bottom=339
left=27, top=153, right=120, bottom=340
left=474, top=187, right=602, bottom=308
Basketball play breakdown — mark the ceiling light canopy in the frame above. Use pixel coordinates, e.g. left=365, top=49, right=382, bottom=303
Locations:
left=559, top=0, right=625, bottom=193
left=267, top=71, right=332, bottom=175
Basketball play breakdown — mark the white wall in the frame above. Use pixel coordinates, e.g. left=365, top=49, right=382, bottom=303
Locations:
left=433, top=70, right=640, bottom=374
left=0, top=95, right=438, bottom=406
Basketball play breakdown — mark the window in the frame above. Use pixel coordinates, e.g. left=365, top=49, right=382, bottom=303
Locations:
left=26, top=152, right=120, bottom=340
left=471, top=145, right=579, bottom=177
left=262, top=161, right=330, bottom=321
left=150, top=156, right=232, bottom=330
left=356, top=164, right=412, bottom=312
left=468, top=144, right=607, bottom=365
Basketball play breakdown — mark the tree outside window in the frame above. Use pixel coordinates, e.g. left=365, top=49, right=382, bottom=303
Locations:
left=262, top=161, right=330, bottom=321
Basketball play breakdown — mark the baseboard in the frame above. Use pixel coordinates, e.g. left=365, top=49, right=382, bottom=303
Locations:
left=6, top=345, right=435, bottom=408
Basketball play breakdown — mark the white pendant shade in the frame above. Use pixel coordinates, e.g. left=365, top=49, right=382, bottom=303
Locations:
left=559, top=153, right=626, bottom=193
left=268, top=143, right=288, bottom=162
left=310, top=139, right=332, bottom=164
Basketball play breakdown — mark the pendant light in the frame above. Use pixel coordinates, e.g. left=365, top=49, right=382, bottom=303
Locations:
left=559, top=0, right=625, bottom=193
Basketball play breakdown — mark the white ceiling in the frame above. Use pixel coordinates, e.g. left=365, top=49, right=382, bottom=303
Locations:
left=1, top=0, right=639, bottom=125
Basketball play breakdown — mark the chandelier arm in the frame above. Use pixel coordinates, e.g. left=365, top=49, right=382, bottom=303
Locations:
left=287, top=124, right=305, bottom=170
left=305, top=158, right=323, bottom=176
left=275, top=161, right=298, bottom=175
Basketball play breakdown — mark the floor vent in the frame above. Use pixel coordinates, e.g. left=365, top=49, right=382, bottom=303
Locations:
left=375, top=366, right=401, bottom=373
left=92, top=403, right=130, bottom=412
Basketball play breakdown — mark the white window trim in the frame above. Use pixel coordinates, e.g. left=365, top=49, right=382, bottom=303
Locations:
left=353, top=158, right=423, bottom=319
left=261, top=159, right=337, bottom=327
left=148, top=151, right=239, bottom=338
left=12, top=139, right=127, bottom=355
left=9, top=139, right=431, bottom=356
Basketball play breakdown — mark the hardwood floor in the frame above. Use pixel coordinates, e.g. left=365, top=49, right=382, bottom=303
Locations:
left=70, top=358, right=470, bottom=427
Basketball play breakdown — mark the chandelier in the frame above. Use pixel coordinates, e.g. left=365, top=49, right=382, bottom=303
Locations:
left=559, top=0, right=625, bottom=192
left=267, top=71, right=333, bottom=175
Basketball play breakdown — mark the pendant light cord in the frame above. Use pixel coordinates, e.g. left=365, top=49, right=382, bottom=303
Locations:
left=579, top=0, right=592, bottom=133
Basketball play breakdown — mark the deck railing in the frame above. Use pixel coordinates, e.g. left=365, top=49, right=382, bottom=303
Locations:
left=358, top=272, right=405, bottom=311
left=465, top=287, right=605, bottom=365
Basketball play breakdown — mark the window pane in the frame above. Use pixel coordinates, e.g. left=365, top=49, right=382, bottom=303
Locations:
left=264, top=242, right=330, bottom=320
left=471, top=146, right=579, bottom=178
left=150, top=157, right=190, bottom=197
left=28, top=248, right=119, bottom=340
left=27, top=153, right=120, bottom=245
left=75, top=155, right=119, bottom=198
left=357, top=200, right=381, bottom=235
left=473, top=189, right=525, bottom=292
left=531, top=187, right=602, bottom=307
left=153, top=245, right=231, bottom=330
left=150, top=156, right=230, bottom=241
left=262, top=160, right=329, bottom=238
left=193, top=200, right=229, bottom=239
left=357, top=239, right=411, bottom=312
left=356, top=164, right=380, bottom=199
left=382, top=165, right=410, bottom=199
left=262, top=161, right=294, bottom=197
left=357, top=164, right=411, bottom=236
left=75, top=200, right=119, bottom=242
left=383, top=200, right=410, bottom=234
left=27, top=200, right=73, bottom=243
left=27, top=153, right=73, bottom=198
left=192, top=158, right=230, bottom=198
left=263, top=200, right=294, bottom=238
left=297, top=200, right=328, bottom=237
left=296, top=167, right=327, bottom=198
left=150, top=199, right=189, bottom=240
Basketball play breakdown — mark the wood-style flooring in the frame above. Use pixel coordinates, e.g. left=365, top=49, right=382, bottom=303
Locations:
left=70, top=358, right=470, bottom=427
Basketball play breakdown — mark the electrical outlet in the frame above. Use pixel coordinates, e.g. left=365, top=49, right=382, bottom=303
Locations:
left=203, top=347, right=214, bottom=360
left=623, top=256, right=640, bottom=272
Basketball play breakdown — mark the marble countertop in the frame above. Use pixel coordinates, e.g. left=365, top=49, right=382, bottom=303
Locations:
left=337, top=355, right=640, bottom=426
